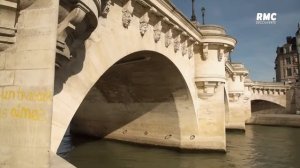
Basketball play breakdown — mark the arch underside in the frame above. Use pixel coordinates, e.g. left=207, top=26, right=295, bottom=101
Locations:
left=251, top=99, right=286, bottom=114
left=52, top=49, right=198, bottom=152
left=251, top=94, right=286, bottom=108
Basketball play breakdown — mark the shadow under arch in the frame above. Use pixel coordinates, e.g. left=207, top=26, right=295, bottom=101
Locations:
left=251, top=99, right=285, bottom=114
left=57, top=50, right=197, bottom=155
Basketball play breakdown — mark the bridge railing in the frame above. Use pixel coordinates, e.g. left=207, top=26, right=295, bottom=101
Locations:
left=248, top=81, right=291, bottom=95
left=251, top=81, right=288, bottom=87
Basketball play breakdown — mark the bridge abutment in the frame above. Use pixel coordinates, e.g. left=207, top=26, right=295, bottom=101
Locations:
left=0, top=0, right=58, bottom=167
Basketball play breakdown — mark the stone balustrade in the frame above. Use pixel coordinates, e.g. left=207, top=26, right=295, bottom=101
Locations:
left=250, top=82, right=291, bottom=95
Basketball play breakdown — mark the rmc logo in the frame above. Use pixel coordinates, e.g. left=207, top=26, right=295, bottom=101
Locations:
left=256, top=13, right=277, bottom=24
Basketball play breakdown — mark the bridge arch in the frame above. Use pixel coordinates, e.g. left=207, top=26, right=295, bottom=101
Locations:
left=251, top=94, right=286, bottom=108
left=51, top=0, right=206, bottom=152
left=251, top=99, right=286, bottom=114
left=51, top=41, right=198, bottom=152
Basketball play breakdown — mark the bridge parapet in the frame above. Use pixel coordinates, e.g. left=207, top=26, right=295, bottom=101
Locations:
left=250, top=82, right=291, bottom=96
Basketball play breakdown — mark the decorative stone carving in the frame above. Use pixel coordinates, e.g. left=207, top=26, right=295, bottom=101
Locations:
left=122, top=0, right=134, bottom=28
left=218, top=48, right=224, bottom=62
left=165, top=28, right=172, bottom=48
left=181, top=40, right=187, bottom=56
left=102, top=0, right=112, bottom=18
left=229, top=93, right=241, bottom=102
left=181, top=32, right=188, bottom=56
left=172, top=26, right=182, bottom=53
left=163, top=17, right=173, bottom=48
left=0, top=0, right=18, bottom=51
left=232, top=73, right=237, bottom=81
left=240, top=75, right=245, bottom=82
left=195, top=81, right=223, bottom=99
left=202, top=43, right=208, bottom=60
left=153, top=20, right=162, bottom=42
left=188, top=44, right=194, bottom=59
left=139, top=12, right=149, bottom=36
left=174, top=36, right=180, bottom=53
left=56, top=0, right=101, bottom=68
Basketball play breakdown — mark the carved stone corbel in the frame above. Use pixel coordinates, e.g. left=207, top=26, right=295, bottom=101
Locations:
left=165, top=28, right=172, bottom=47
left=240, top=74, right=246, bottom=82
left=56, top=0, right=101, bottom=68
left=174, top=35, right=180, bottom=53
left=218, top=48, right=224, bottom=62
left=195, top=81, right=223, bottom=99
left=229, top=93, right=241, bottom=102
left=139, top=12, right=150, bottom=36
left=266, top=89, right=270, bottom=95
left=153, top=19, right=162, bottom=42
left=181, top=32, right=188, bottom=56
left=122, top=0, right=134, bottom=28
left=149, top=7, right=163, bottom=43
left=202, top=43, right=208, bottom=60
left=188, top=37, right=195, bottom=59
left=0, top=0, right=18, bottom=51
left=172, top=26, right=182, bottom=53
left=163, top=17, right=173, bottom=48
left=232, top=73, right=237, bottom=81
left=102, top=0, right=112, bottom=18
left=188, top=39, right=194, bottom=59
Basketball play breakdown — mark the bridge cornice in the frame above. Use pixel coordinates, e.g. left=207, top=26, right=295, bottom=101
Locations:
left=145, top=0, right=203, bottom=42
left=251, top=82, right=291, bottom=89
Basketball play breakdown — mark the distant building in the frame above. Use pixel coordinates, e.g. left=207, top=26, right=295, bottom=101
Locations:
left=275, top=24, right=300, bottom=83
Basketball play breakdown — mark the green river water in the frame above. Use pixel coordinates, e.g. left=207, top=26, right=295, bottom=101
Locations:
left=63, top=125, right=300, bottom=168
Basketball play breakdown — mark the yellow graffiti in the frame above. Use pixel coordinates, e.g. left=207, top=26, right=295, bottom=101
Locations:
left=9, top=105, right=46, bottom=121
left=0, top=88, right=52, bottom=102
left=0, top=106, right=46, bottom=121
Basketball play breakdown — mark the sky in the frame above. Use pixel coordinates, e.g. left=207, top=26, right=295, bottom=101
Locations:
left=171, top=0, right=300, bottom=82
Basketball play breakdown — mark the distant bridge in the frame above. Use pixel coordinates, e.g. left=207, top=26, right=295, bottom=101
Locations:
left=250, top=82, right=290, bottom=107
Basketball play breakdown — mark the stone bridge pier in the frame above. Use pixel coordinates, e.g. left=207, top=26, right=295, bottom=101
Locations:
left=194, top=25, right=236, bottom=149
left=225, top=63, right=249, bottom=130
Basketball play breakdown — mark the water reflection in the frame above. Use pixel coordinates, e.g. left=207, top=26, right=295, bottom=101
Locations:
left=64, top=125, right=300, bottom=168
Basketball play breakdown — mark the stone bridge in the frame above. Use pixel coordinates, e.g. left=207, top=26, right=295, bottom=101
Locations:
left=0, top=0, right=294, bottom=167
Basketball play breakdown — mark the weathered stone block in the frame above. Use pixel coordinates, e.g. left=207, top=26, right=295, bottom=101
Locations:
left=0, top=70, right=14, bottom=86
left=14, top=69, right=53, bottom=87
left=6, top=50, right=53, bottom=69
left=16, top=35, right=54, bottom=51
left=18, top=8, right=55, bottom=29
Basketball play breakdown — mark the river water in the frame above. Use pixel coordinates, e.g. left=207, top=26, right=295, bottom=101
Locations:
left=63, top=125, right=300, bottom=168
